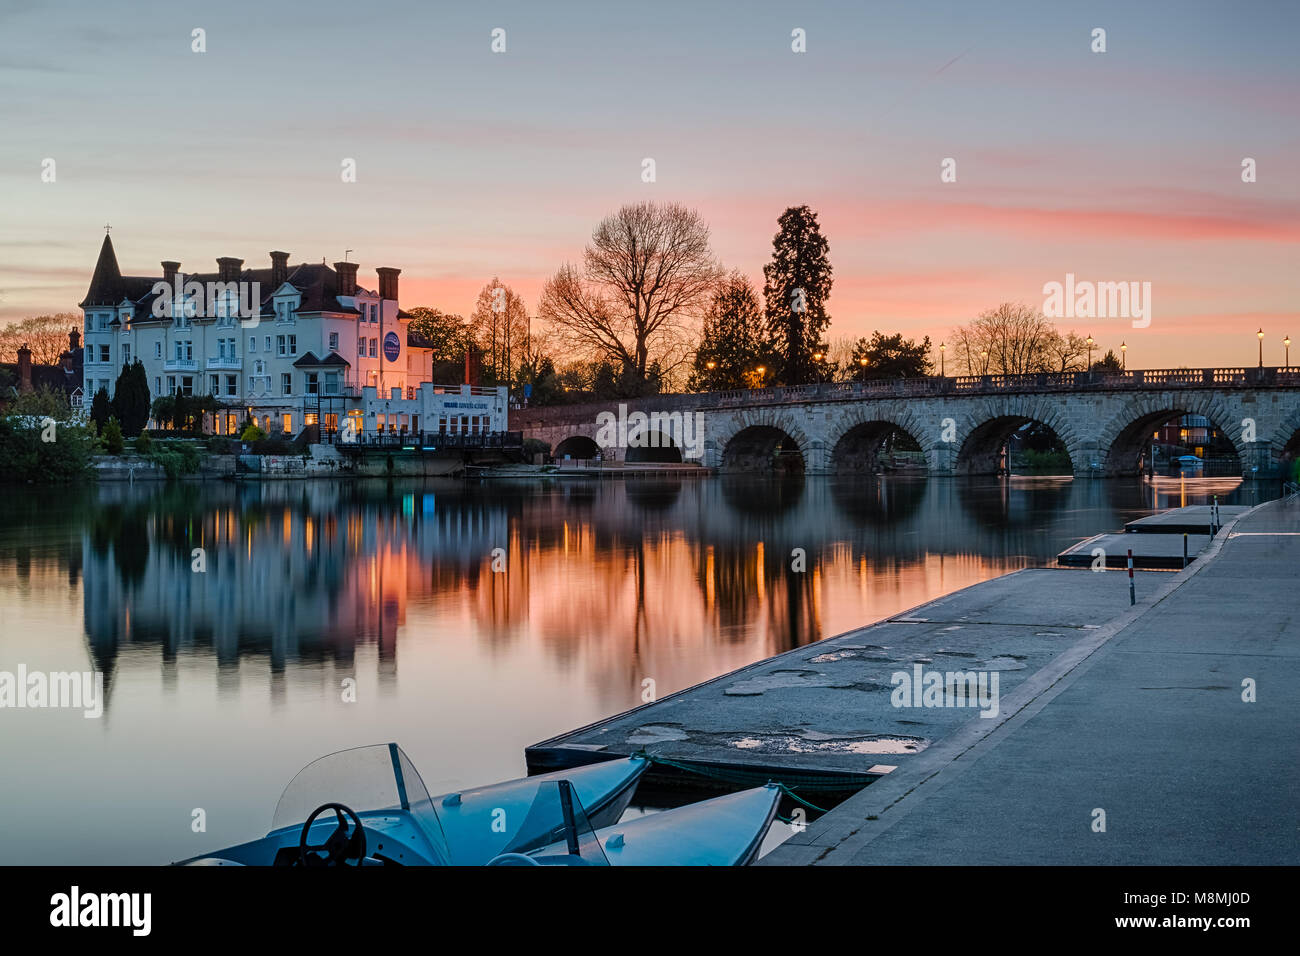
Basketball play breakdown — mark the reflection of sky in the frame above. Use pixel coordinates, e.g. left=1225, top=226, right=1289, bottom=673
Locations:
left=0, top=475, right=1268, bottom=862
left=2, top=1, right=1298, bottom=367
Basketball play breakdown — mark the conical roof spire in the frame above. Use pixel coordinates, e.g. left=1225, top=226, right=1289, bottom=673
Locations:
left=79, top=233, right=123, bottom=307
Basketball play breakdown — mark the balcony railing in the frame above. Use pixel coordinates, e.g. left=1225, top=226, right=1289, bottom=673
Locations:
left=334, top=430, right=523, bottom=450
left=206, top=357, right=242, bottom=371
left=163, top=358, right=198, bottom=372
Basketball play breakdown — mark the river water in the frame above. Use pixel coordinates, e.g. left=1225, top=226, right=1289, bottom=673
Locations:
left=0, top=474, right=1271, bottom=863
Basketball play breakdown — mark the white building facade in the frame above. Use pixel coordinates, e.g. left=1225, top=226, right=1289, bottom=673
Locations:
left=79, top=236, right=507, bottom=439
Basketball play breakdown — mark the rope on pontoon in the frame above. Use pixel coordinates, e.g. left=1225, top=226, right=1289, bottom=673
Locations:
left=628, top=750, right=835, bottom=814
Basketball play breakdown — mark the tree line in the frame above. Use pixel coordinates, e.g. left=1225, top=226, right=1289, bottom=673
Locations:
left=406, top=201, right=1110, bottom=406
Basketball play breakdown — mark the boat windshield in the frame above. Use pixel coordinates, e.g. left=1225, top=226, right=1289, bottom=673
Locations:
left=468, top=778, right=610, bottom=866
left=271, top=743, right=451, bottom=862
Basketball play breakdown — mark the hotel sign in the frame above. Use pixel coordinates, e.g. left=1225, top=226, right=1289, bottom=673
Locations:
left=383, top=331, right=401, bottom=362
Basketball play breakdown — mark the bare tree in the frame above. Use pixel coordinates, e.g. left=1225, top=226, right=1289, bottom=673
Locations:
left=538, top=202, right=721, bottom=383
left=0, top=313, right=80, bottom=365
left=468, top=278, right=529, bottom=383
left=1044, top=330, right=1090, bottom=372
left=951, top=302, right=1060, bottom=375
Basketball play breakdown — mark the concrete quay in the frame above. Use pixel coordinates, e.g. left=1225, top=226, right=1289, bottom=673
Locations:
left=762, top=497, right=1300, bottom=865
left=528, top=565, right=1170, bottom=793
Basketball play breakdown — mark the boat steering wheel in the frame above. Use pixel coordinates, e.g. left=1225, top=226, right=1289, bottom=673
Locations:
left=297, top=803, right=368, bottom=867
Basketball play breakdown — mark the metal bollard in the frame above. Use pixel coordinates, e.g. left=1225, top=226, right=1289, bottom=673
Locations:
left=1183, top=533, right=1189, bottom=568
left=1127, top=549, right=1136, bottom=605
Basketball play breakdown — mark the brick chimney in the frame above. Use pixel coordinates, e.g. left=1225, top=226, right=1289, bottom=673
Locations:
left=334, top=261, right=359, bottom=297
left=16, top=343, right=32, bottom=393
left=216, top=257, right=243, bottom=282
left=161, top=261, right=180, bottom=286
left=69, top=327, right=81, bottom=352
left=270, top=251, right=290, bottom=287
left=376, top=267, right=400, bottom=302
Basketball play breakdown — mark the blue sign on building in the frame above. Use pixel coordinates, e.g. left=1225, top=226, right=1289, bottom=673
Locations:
left=383, top=331, right=401, bottom=362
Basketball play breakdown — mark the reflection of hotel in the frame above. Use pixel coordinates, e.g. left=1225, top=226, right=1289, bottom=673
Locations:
left=79, top=235, right=508, bottom=439
left=83, top=495, right=405, bottom=675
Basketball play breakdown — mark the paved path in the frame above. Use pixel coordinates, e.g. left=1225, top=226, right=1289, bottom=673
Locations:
left=763, top=498, right=1300, bottom=865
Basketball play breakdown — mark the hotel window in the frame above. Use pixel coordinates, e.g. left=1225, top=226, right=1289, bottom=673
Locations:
left=369, top=305, right=378, bottom=324
left=369, top=338, right=377, bottom=357
left=281, top=373, right=292, bottom=396
left=155, top=377, right=162, bottom=395
left=225, top=375, right=237, bottom=397
left=209, top=375, right=219, bottom=394
left=406, top=387, right=415, bottom=400
left=264, top=335, right=271, bottom=352
left=324, top=372, right=338, bottom=395
left=249, top=335, right=257, bottom=352
left=282, top=413, right=292, bottom=433
left=357, top=336, right=365, bottom=354
left=438, top=417, right=447, bottom=433
left=248, top=376, right=255, bottom=394
left=167, top=375, right=176, bottom=394
left=288, top=335, right=297, bottom=355
left=181, top=376, right=193, bottom=397
left=277, top=335, right=286, bottom=356
left=99, top=344, right=110, bottom=363
left=122, top=344, right=130, bottom=365
left=328, top=332, right=339, bottom=352
left=306, top=373, right=319, bottom=395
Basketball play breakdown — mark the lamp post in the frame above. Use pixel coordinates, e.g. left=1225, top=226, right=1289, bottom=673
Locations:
left=755, top=365, right=766, bottom=387
left=939, top=342, right=945, bottom=376
left=1285, top=336, right=1291, bottom=367
left=1120, top=341, right=1127, bottom=370
left=812, top=352, right=823, bottom=384
left=1258, top=328, right=1264, bottom=369
left=1085, top=335, right=1094, bottom=377
left=858, top=357, right=868, bottom=382
left=980, top=349, right=988, bottom=376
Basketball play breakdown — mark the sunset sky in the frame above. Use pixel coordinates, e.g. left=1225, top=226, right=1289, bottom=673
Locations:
left=1, top=0, right=1297, bottom=369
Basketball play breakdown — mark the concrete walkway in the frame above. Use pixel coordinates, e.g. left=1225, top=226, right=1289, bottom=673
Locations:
left=763, top=497, right=1300, bottom=865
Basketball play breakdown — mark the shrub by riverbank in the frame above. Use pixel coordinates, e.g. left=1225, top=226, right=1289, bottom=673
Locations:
left=0, top=417, right=98, bottom=482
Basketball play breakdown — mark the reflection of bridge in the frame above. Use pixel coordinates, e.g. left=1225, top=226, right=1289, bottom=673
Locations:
left=515, top=368, right=1300, bottom=477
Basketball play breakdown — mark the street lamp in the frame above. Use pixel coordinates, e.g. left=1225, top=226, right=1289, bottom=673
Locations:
left=939, top=342, right=945, bottom=376
left=755, top=365, right=766, bottom=387
left=1120, top=341, right=1127, bottom=370
left=858, top=357, right=869, bottom=382
left=1258, top=328, right=1264, bottom=369
left=1285, top=335, right=1291, bottom=367
left=1086, top=335, right=1094, bottom=376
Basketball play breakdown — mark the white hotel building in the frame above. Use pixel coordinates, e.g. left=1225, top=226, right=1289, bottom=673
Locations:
left=79, top=235, right=507, bottom=439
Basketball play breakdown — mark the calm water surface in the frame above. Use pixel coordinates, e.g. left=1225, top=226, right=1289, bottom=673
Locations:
left=0, top=474, right=1271, bottom=863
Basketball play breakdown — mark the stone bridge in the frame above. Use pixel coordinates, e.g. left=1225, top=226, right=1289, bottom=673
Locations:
left=513, top=367, right=1300, bottom=478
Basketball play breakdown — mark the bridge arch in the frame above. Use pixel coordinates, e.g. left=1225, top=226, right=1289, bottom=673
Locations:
left=1099, top=395, right=1245, bottom=477
left=553, top=435, right=601, bottom=460
left=1269, top=408, right=1300, bottom=477
left=830, top=410, right=931, bottom=474
left=718, top=412, right=809, bottom=474
left=955, top=398, right=1082, bottom=476
left=625, top=431, right=684, bottom=463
